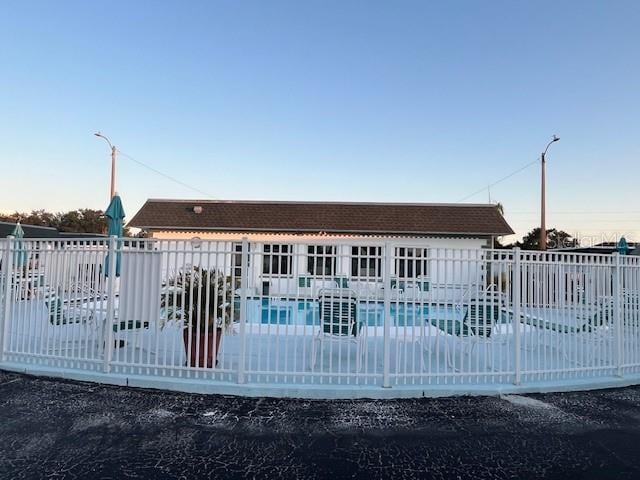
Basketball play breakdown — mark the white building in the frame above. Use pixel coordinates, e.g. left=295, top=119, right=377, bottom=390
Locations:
left=129, top=200, right=513, bottom=300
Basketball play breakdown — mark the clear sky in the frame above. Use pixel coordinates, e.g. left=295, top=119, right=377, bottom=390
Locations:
left=1, top=0, right=638, bottom=243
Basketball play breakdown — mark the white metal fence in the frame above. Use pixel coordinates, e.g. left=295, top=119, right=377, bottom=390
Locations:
left=1, top=236, right=639, bottom=396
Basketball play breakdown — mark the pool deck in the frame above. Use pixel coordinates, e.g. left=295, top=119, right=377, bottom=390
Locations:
left=4, top=296, right=638, bottom=399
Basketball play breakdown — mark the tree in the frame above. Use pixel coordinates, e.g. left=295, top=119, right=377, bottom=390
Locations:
left=0, top=208, right=131, bottom=236
left=514, top=227, right=577, bottom=250
left=58, top=209, right=106, bottom=233
left=0, top=209, right=57, bottom=227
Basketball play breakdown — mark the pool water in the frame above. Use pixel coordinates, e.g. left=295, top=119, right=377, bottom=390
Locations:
left=244, top=298, right=463, bottom=327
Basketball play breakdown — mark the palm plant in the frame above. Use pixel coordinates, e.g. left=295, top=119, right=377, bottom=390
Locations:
left=161, top=267, right=237, bottom=330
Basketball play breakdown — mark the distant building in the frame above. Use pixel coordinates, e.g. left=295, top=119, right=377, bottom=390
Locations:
left=0, top=221, right=105, bottom=239
left=129, top=199, right=514, bottom=297
left=553, top=241, right=639, bottom=255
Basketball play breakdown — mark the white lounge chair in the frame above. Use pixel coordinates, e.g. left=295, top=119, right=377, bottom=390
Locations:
left=310, top=288, right=367, bottom=372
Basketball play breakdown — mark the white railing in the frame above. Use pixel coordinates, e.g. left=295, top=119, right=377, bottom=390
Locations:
left=1, top=236, right=639, bottom=397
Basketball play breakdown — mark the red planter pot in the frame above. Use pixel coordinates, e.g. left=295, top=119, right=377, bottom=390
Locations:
left=182, top=327, right=223, bottom=368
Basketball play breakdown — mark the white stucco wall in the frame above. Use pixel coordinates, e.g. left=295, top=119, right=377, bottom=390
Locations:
left=147, top=230, right=492, bottom=301
left=148, top=229, right=489, bottom=248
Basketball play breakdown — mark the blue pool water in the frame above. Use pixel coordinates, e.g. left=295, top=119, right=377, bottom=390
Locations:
left=244, top=298, right=462, bottom=327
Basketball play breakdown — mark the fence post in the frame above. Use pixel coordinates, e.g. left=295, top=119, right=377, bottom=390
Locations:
left=237, top=237, right=249, bottom=384
left=0, top=237, right=14, bottom=363
left=613, top=253, right=623, bottom=377
left=512, top=247, right=521, bottom=385
left=103, top=236, right=117, bottom=373
left=382, top=242, right=392, bottom=388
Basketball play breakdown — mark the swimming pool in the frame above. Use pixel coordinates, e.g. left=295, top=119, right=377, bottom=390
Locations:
left=244, top=298, right=464, bottom=327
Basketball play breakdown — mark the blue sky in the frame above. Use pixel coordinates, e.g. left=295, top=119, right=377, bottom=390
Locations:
left=0, top=0, right=638, bottom=242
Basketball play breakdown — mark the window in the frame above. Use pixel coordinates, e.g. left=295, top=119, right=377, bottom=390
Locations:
left=395, top=247, right=429, bottom=278
left=351, top=246, right=382, bottom=278
left=232, top=242, right=250, bottom=279
left=262, top=244, right=293, bottom=276
left=307, top=245, right=336, bottom=276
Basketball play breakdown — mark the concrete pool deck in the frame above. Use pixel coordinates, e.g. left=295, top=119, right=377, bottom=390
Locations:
left=8, top=299, right=630, bottom=397
left=2, top=369, right=640, bottom=479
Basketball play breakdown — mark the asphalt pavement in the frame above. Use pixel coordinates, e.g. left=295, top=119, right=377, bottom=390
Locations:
left=1, top=369, right=640, bottom=479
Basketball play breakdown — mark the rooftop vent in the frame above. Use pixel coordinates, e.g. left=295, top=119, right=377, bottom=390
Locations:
left=193, top=206, right=203, bottom=214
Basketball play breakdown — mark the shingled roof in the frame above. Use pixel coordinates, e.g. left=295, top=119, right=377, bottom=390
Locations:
left=0, top=221, right=106, bottom=239
left=0, top=221, right=59, bottom=239
left=129, top=200, right=513, bottom=237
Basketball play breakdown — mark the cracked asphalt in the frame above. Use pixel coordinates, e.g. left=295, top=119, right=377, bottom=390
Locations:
left=1, top=370, right=640, bottom=479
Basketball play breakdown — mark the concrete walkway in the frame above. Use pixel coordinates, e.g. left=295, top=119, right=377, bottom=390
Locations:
left=1, top=369, right=640, bottom=479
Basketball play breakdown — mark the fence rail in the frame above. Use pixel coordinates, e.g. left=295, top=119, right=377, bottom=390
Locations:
left=1, top=236, right=639, bottom=397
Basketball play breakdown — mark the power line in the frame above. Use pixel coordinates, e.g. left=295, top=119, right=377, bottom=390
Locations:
left=117, top=150, right=216, bottom=199
left=457, top=158, right=539, bottom=202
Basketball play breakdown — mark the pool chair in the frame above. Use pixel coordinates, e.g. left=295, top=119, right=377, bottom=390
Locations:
left=109, top=316, right=152, bottom=353
left=44, top=297, right=101, bottom=354
left=513, top=296, right=613, bottom=365
left=310, top=288, right=367, bottom=372
left=426, top=286, right=506, bottom=371
left=390, top=277, right=429, bottom=298
left=66, top=281, right=108, bottom=303
left=390, top=278, right=405, bottom=294
left=47, top=297, right=96, bottom=326
left=298, top=275, right=312, bottom=291
left=516, top=299, right=611, bottom=334
left=48, top=297, right=149, bottom=331
left=88, top=308, right=153, bottom=357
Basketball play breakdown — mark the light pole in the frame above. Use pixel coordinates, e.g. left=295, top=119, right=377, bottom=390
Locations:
left=540, top=135, right=560, bottom=251
left=94, top=132, right=117, bottom=200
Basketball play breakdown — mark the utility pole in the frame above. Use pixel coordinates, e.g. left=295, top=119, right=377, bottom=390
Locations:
left=540, top=135, right=560, bottom=250
left=540, top=151, right=546, bottom=250
left=109, top=144, right=117, bottom=199
left=94, top=132, right=117, bottom=200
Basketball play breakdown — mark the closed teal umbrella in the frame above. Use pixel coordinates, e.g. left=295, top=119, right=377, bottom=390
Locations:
left=104, top=194, right=125, bottom=277
left=617, top=237, right=630, bottom=255
left=10, top=222, right=28, bottom=267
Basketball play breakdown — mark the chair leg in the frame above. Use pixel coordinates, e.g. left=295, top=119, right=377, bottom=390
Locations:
left=446, top=338, right=477, bottom=373
left=356, top=335, right=367, bottom=372
left=419, top=338, right=427, bottom=372
left=310, top=334, right=320, bottom=370
left=469, top=340, right=497, bottom=372
left=362, top=332, right=368, bottom=371
left=459, top=340, right=474, bottom=372
left=445, top=338, right=457, bottom=371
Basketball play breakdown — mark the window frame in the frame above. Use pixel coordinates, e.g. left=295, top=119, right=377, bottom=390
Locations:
left=394, top=247, right=430, bottom=279
left=306, top=245, right=337, bottom=277
left=261, top=243, right=294, bottom=277
left=350, top=246, right=382, bottom=279
left=232, top=242, right=251, bottom=280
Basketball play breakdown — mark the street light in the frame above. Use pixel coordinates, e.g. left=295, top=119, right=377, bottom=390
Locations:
left=94, top=132, right=117, bottom=200
left=540, top=135, right=560, bottom=251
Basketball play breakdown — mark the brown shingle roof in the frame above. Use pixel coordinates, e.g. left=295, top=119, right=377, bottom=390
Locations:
left=128, top=200, right=514, bottom=236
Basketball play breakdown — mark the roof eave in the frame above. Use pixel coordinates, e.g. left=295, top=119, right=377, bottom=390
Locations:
left=133, top=225, right=513, bottom=236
